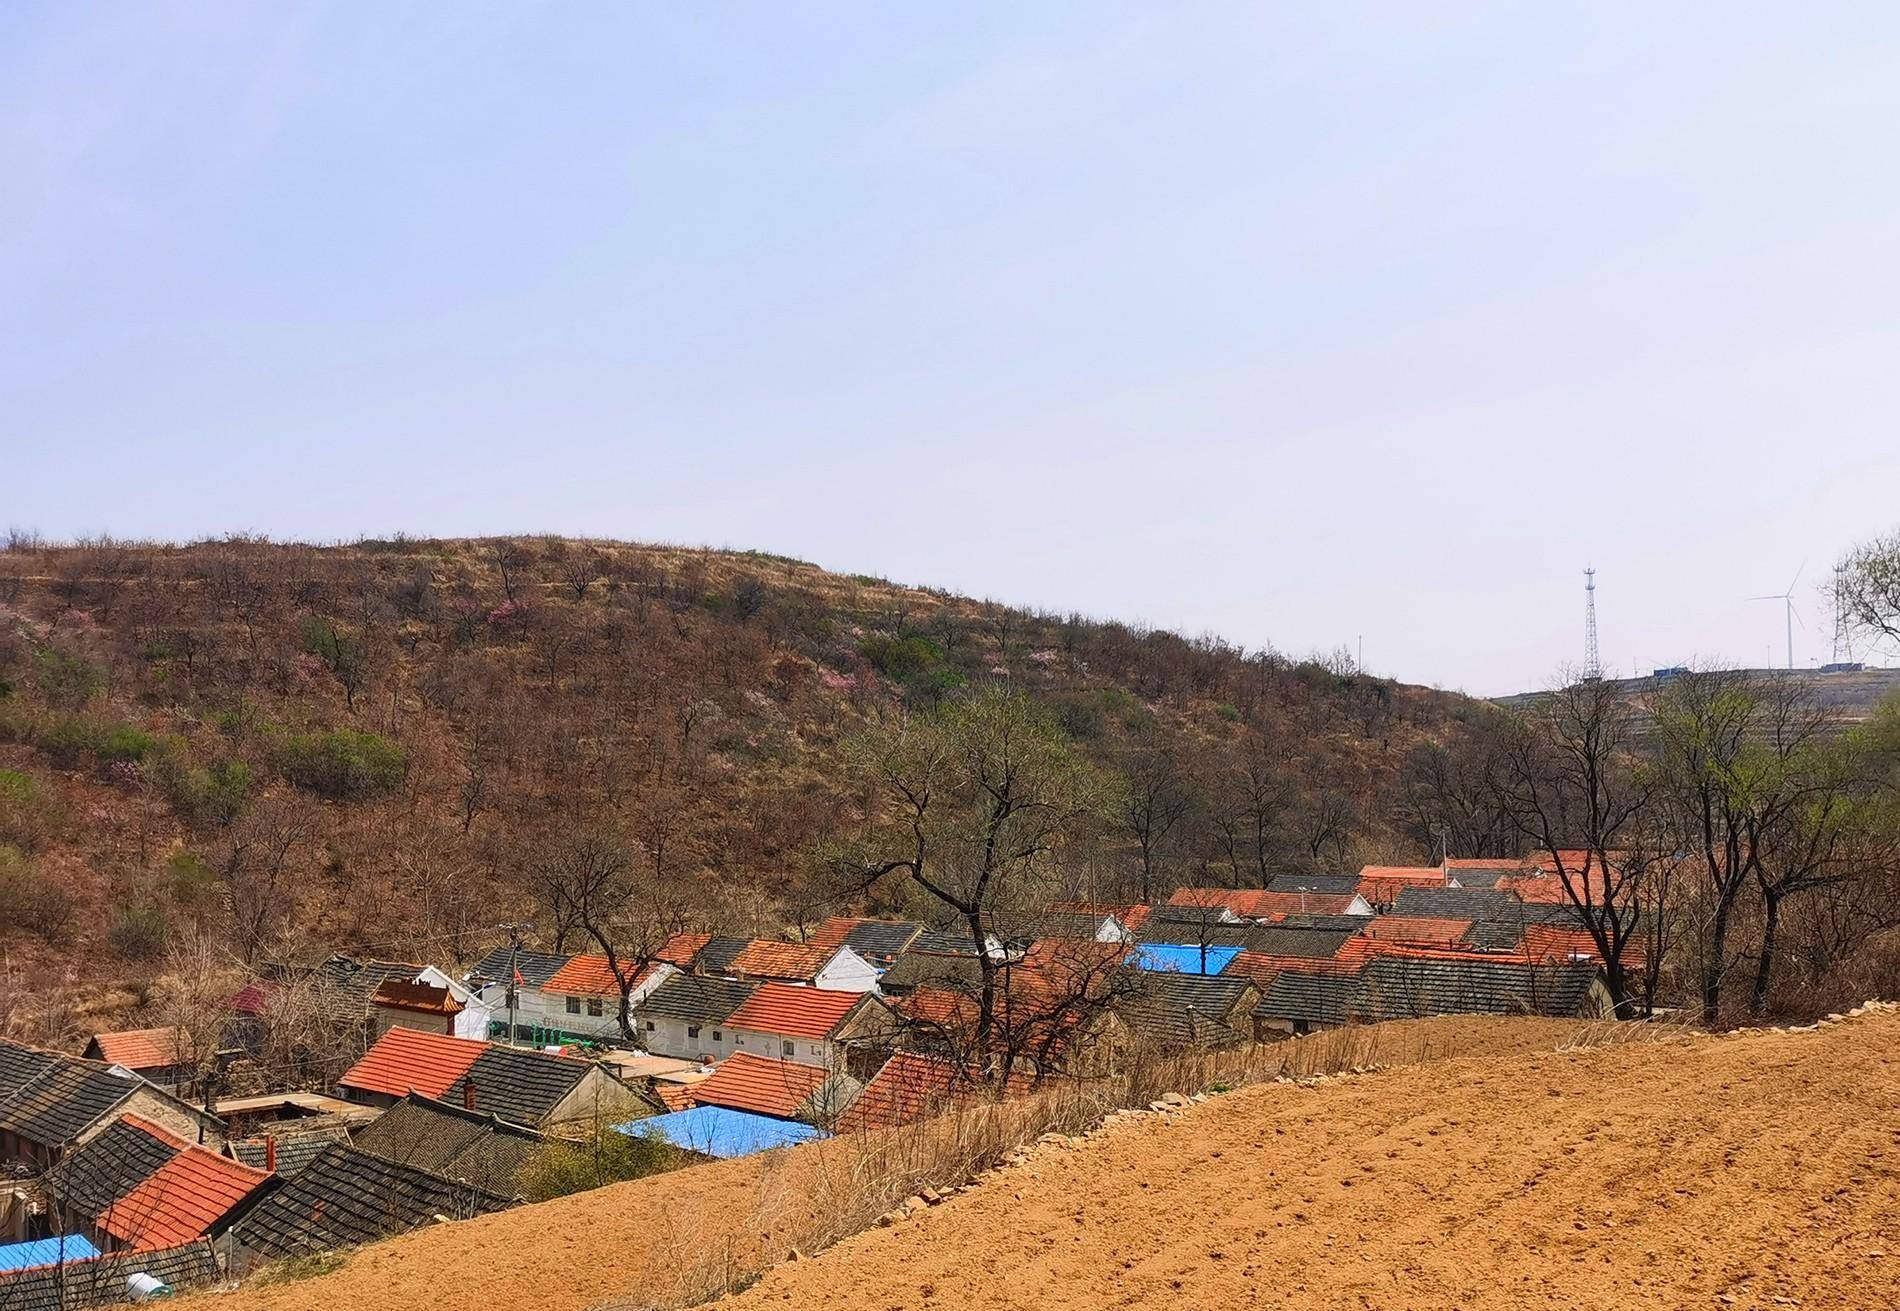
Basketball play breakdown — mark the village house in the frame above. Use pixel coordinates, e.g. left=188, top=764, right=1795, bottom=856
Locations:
left=43, top=1113, right=272, bottom=1254
left=680, top=1050, right=863, bottom=1127
left=631, top=974, right=758, bottom=1063
left=805, top=917, right=926, bottom=968
left=725, top=940, right=880, bottom=992
left=351, top=1090, right=546, bottom=1197
left=80, top=1028, right=202, bottom=1088
left=722, top=983, right=896, bottom=1074
left=336, top=1027, right=641, bottom=1130
left=0, top=1040, right=225, bottom=1178
left=369, top=978, right=464, bottom=1038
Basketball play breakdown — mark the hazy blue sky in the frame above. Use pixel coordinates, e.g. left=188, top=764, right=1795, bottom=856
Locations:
left=6, top=4, right=1898, bottom=695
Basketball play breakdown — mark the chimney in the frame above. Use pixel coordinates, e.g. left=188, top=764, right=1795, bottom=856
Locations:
left=462, top=1078, right=475, bottom=1111
left=264, top=1135, right=277, bottom=1173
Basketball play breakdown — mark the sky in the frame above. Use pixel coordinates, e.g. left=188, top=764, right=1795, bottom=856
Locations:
left=5, top=3, right=1899, bottom=696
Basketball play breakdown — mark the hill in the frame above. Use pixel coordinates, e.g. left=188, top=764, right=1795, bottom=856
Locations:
left=1495, top=665, right=1900, bottom=726
left=175, top=1008, right=1900, bottom=1311
left=0, top=536, right=1484, bottom=1038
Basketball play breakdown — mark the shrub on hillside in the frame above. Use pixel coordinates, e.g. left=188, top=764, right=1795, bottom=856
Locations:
left=37, top=718, right=157, bottom=770
left=857, top=634, right=943, bottom=679
left=516, top=1120, right=677, bottom=1201
left=155, top=752, right=254, bottom=826
left=279, top=729, right=406, bottom=800
left=0, top=845, right=73, bottom=940
left=32, top=647, right=105, bottom=709
left=0, top=769, right=62, bottom=850
left=107, top=901, right=171, bottom=959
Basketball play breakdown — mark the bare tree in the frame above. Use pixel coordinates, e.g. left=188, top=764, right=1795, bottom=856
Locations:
left=1494, top=673, right=1656, bottom=1016
left=837, top=688, right=1100, bottom=1073
left=532, top=827, right=687, bottom=1040
left=1115, top=735, right=1197, bottom=902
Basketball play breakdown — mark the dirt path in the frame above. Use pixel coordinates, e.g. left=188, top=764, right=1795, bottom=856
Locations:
left=722, top=1012, right=1900, bottom=1311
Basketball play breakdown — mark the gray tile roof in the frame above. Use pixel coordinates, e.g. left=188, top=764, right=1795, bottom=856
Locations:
left=1277, top=913, right=1375, bottom=932
left=444, top=1046, right=588, bottom=1126
left=45, top=1115, right=180, bottom=1218
left=351, top=1092, right=543, bottom=1198
left=1131, top=972, right=1258, bottom=1022
left=1266, top=873, right=1363, bottom=895
left=907, top=929, right=987, bottom=956
left=1240, top=926, right=1357, bottom=958
left=841, top=920, right=925, bottom=964
left=1255, top=970, right=1367, bottom=1026
left=877, top=952, right=986, bottom=993
left=1253, top=958, right=1605, bottom=1026
left=229, top=1122, right=354, bottom=1178
left=1118, top=1000, right=1246, bottom=1049
left=694, top=937, right=754, bottom=976
left=0, top=1043, right=141, bottom=1151
left=0, top=1240, right=220, bottom=1310
left=1135, top=921, right=1255, bottom=947
left=636, top=975, right=757, bottom=1027
left=467, top=947, right=568, bottom=989
left=233, top=1143, right=513, bottom=1258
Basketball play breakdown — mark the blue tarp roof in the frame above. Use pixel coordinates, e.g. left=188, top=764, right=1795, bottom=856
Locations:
left=0, top=1234, right=101, bottom=1273
left=616, top=1106, right=827, bottom=1159
left=1135, top=944, right=1243, bottom=975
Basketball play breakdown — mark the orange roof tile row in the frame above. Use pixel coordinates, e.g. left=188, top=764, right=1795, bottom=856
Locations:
left=544, top=954, right=663, bottom=997
left=805, top=917, right=863, bottom=951
left=337, top=1026, right=484, bottom=1099
left=1521, top=923, right=1645, bottom=967
left=1358, top=916, right=1474, bottom=946
left=1356, top=865, right=1445, bottom=882
left=730, top=940, right=835, bottom=982
left=691, top=1051, right=829, bottom=1119
left=838, top=1051, right=983, bottom=1132
left=89, top=1027, right=185, bottom=1071
left=1050, top=901, right=1153, bottom=932
left=370, top=980, right=464, bottom=1015
left=1225, top=951, right=1360, bottom=985
left=655, top=932, right=713, bottom=968
left=725, top=982, right=866, bottom=1040
left=101, top=1144, right=270, bottom=1248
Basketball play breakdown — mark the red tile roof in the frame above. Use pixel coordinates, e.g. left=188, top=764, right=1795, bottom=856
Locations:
left=100, top=1144, right=270, bottom=1248
left=226, top=980, right=277, bottom=1017
left=655, top=1083, right=698, bottom=1112
left=725, top=982, right=867, bottom=1041
left=1522, top=923, right=1644, bottom=967
left=837, top=1051, right=981, bottom=1133
left=1359, top=916, right=1473, bottom=947
left=691, top=1051, right=830, bottom=1120
left=369, top=980, right=464, bottom=1015
left=1356, top=865, right=1445, bottom=882
left=117, top=1112, right=193, bottom=1153
left=1444, top=858, right=1531, bottom=871
left=729, top=940, right=835, bottom=982
left=338, top=1026, right=484, bottom=1100
left=1050, top=902, right=1153, bottom=932
left=656, top=932, right=713, bottom=968
left=543, top=954, right=663, bottom=997
left=87, top=1027, right=185, bottom=1071
left=1169, top=888, right=1365, bottom=920
left=1225, top=951, right=1361, bottom=987
left=805, top=918, right=862, bottom=951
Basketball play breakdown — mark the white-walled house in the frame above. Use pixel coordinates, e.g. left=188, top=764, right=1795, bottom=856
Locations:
left=723, top=983, right=896, bottom=1073
left=724, top=941, right=881, bottom=994
left=631, top=975, right=758, bottom=1063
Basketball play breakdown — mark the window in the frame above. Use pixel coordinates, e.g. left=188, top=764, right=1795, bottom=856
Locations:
left=565, top=997, right=581, bottom=1015
left=687, top=1025, right=701, bottom=1039
left=711, top=1030, right=721, bottom=1042
left=587, top=998, right=603, bottom=1017
left=782, top=1040, right=795, bottom=1057
left=645, top=1020, right=656, bottom=1032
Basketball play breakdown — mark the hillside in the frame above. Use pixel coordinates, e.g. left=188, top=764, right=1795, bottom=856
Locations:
left=176, top=1009, right=1900, bottom=1311
left=0, top=536, right=1483, bottom=1040
left=1495, top=665, right=1900, bottom=726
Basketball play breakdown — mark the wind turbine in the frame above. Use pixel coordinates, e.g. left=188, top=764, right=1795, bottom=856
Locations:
left=1748, top=564, right=1805, bottom=671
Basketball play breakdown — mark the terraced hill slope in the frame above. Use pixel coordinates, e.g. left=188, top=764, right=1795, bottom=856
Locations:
left=184, top=1009, right=1899, bottom=1311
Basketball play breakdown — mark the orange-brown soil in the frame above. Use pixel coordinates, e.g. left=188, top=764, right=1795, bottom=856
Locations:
left=185, top=1012, right=1900, bottom=1311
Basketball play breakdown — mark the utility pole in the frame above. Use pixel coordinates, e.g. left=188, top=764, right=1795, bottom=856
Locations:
left=502, top=922, right=529, bottom=1047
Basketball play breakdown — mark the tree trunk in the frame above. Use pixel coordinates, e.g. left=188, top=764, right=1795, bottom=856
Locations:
left=1750, top=890, right=1782, bottom=1015
left=1702, top=896, right=1735, bottom=1025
